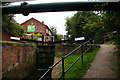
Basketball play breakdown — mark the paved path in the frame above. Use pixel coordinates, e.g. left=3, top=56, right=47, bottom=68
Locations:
left=84, top=45, right=117, bottom=78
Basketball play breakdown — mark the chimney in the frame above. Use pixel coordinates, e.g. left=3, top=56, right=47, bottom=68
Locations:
left=42, top=21, right=44, bottom=24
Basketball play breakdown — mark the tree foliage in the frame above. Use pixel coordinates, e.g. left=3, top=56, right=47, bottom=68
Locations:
left=2, top=14, right=24, bottom=37
left=2, top=3, right=24, bottom=37
left=50, top=26, right=63, bottom=41
left=65, top=11, right=104, bottom=43
left=103, top=11, right=120, bottom=48
left=103, top=11, right=120, bottom=78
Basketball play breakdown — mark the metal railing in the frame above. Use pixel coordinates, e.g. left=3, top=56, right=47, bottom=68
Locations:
left=1, top=2, right=120, bottom=16
left=11, top=36, right=84, bottom=45
left=39, top=39, right=92, bottom=80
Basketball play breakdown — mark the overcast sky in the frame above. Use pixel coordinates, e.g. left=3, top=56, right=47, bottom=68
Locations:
left=12, top=0, right=120, bottom=35
left=14, top=12, right=77, bottom=35
left=12, top=0, right=83, bottom=35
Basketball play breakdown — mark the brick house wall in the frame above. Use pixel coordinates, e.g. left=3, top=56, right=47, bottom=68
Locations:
left=21, top=18, right=47, bottom=35
left=21, top=18, right=53, bottom=42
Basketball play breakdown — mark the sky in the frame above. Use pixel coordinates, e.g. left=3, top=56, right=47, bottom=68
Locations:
left=14, top=11, right=77, bottom=35
left=12, top=0, right=90, bottom=35
left=12, top=0, right=120, bottom=35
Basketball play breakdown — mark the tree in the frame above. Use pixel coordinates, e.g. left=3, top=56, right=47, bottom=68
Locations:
left=2, top=14, right=24, bottom=37
left=2, top=3, right=24, bottom=37
left=50, top=26, right=63, bottom=41
left=103, top=11, right=120, bottom=48
left=65, top=11, right=104, bottom=43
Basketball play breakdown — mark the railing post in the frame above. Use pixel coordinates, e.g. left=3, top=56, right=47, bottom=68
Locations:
left=42, top=35, right=44, bottom=45
left=50, top=36, right=53, bottom=45
left=81, top=45, right=84, bottom=65
left=62, top=57, right=65, bottom=80
left=91, top=39, right=92, bottom=52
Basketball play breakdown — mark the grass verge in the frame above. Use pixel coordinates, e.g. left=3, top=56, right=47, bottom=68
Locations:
left=104, top=42, right=115, bottom=45
left=0, top=41, right=20, bottom=43
left=57, top=48, right=99, bottom=79
left=115, top=49, right=120, bottom=79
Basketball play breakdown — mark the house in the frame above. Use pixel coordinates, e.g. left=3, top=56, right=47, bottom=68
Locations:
left=21, top=18, right=53, bottom=42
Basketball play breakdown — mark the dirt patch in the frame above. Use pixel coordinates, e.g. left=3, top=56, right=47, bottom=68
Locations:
left=52, top=57, right=61, bottom=79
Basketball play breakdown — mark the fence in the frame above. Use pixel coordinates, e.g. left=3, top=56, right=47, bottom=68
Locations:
left=11, top=36, right=92, bottom=80
left=39, top=39, right=92, bottom=80
left=11, top=36, right=84, bottom=45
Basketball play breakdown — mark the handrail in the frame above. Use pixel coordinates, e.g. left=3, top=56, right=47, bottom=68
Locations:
left=83, top=46, right=91, bottom=55
left=11, top=37, right=84, bottom=45
left=64, top=44, right=82, bottom=59
left=64, top=55, right=82, bottom=74
left=39, top=39, right=92, bottom=80
left=50, top=58, right=62, bottom=68
left=83, top=38, right=91, bottom=45
left=39, top=69, right=51, bottom=80
left=1, top=2, right=120, bottom=16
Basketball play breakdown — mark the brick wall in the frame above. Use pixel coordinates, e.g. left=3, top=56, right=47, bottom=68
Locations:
left=55, top=44, right=98, bottom=55
left=21, top=18, right=53, bottom=42
left=2, top=42, right=36, bottom=79
left=21, top=18, right=47, bottom=35
left=2, top=31, right=11, bottom=41
left=55, top=44, right=81, bottom=55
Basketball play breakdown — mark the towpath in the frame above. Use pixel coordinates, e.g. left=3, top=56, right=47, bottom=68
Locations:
left=83, top=45, right=117, bottom=78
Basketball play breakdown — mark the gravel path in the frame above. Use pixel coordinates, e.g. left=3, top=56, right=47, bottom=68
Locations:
left=83, top=45, right=117, bottom=78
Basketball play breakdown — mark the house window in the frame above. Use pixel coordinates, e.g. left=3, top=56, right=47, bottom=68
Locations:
left=38, top=38, right=42, bottom=41
left=46, top=29, right=49, bottom=34
left=45, top=37, right=49, bottom=42
left=27, top=25, right=36, bottom=32
left=49, top=31, right=52, bottom=35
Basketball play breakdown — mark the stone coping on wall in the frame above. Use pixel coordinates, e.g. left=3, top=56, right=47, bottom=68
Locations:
left=1, top=42, right=36, bottom=47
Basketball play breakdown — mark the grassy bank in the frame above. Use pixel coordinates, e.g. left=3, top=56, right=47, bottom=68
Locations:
left=0, top=41, right=19, bottom=43
left=104, top=42, right=114, bottom=45
left=57, top=48, right=99, bottom=79
left=115, top=49, right=120, bottom=79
